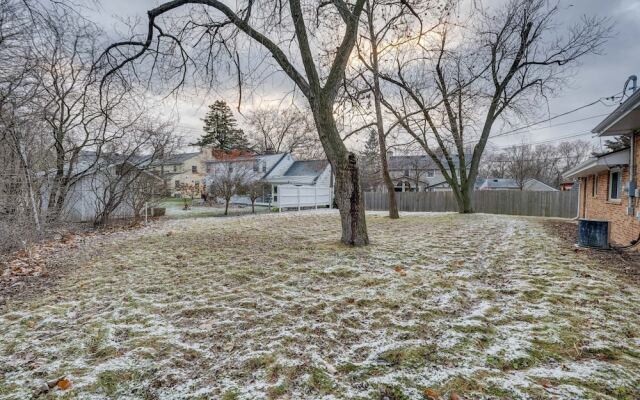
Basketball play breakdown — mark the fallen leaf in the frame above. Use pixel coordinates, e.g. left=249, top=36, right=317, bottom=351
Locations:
left=224, top=342, right=235, bottom=351
left=57, top=378, right=71, bottom=390
left=450, top=391, right=461, bottom=400
left=394, top=265, right=406, bottom=276
left=540, top=379, right=552, bottom=388
left=423, top=388, right=440, bottom=399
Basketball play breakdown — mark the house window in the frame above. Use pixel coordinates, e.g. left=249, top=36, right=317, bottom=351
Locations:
left=175, top=180, right=180, bottom=189
left=262, top=162, right=267, bottom=172
left=427, top=169, right=435, bottom=178
left=609, top=169, right=621, bottom=200
left=192, top=165, right=197, bottom=173
left=173, top=165, right=178, bottom=172
left=404, top=169, right=409, bottom=176
left=591, top=174, right=598, bottom=197
left=253, top=161, right=259, bottom=172
left=229, top=164, right=234, bottom=173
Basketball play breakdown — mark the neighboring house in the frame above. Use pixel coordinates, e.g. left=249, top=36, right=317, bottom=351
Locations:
left=205, top=152, right=333, bottom=209
left=385, top=154, right=470, bottom=192
left=40, top=154, right=162, bottom=222
left=476, top=178, right=558, bottom=191
left=149, top=147, right=221, bottom=194
left=564, top=88, right=640, bottom=246
left=559, top=179, right=576, bottom=191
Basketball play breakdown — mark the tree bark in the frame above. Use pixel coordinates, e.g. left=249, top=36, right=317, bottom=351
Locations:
left=312, top=100, right=369, bottom=246
left=224, top=198, right=229, bottom=215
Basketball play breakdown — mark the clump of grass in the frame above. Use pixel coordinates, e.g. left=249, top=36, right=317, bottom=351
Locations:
left=86, top=328, right=116, bottom=359
left=221, top=388, right=240, bottom=400
left=245, top=353, right=276, bottom=371
left=378, top=345, right=438, bottom=368
left=307, top=367, right=334, bottom=394
left=377, top=384, right=409, bottom=400
left=267, top=383, right=288, bottom=399
left=487, top=351, right=537, bottom=371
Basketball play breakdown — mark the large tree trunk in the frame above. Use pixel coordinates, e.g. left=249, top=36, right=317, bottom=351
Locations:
left=312, top=100, right=369, bottom=246
left=224, top=198, right=229, bottom=215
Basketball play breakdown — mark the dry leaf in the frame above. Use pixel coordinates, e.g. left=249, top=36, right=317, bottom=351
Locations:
left=540, top=379, right=552, bottom=388
left=450, top=391, right=461, bottom=400
left=224, top=342, right=235, bottom=351
left=57, top=378, right=72, bottom=390
left=394, top=265, right=407, bottom=276
left=423, top=388, right=440, bottom=399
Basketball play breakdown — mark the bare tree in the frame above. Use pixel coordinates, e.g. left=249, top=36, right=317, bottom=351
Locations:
left=99, top=0, right=371, bottom=245
left=346, top=0, right=433, bottom=218
left=481, top=139, right=597, bottom=188
left=207, top=162, right=251, bottom=216
left=379, top=0, right=610, bottom=212
left=245, top=106, right=321, bottom=158
left=239, top=179, right=269, bottom=213
left=91, top=120, right=173, bottom=226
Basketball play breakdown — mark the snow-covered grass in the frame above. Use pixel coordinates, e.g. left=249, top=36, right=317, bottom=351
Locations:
left=1, top=211, right=639, bottom=399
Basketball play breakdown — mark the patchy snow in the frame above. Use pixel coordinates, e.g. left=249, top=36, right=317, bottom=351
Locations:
left=1, top=212, right=639, bottom=399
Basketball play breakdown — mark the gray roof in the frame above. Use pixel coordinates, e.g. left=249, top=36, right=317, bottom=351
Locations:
left=480, top=178, right=520, bottom=189
left=151, top=152, right=200, bottom=166
left=283, top=160, right=329, bottom=177
left=478, top=178, right=557, bottom=191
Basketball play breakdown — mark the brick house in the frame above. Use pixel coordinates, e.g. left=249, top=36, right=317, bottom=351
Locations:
left=564, top=89, right=640, bottom=247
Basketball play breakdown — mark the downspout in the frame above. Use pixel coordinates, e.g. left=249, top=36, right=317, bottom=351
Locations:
left=630, top=130, right=637, bottom=217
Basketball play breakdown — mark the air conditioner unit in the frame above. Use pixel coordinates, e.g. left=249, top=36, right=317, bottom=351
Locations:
left=578, top=219, right=610, bottom=249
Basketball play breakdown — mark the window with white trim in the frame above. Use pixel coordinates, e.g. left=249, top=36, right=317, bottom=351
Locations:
left=592, top=174, right=598, bottom=197
left=608, top=169, right=621, bottom=200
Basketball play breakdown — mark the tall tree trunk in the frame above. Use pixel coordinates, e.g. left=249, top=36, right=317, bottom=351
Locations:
left=251, top=200, right=255, bottom=213
left=366, top=0, right=399, bottom=219
left=312, top=100, right=369, bottom=246
left=224, top=199, right=229, bottom=215
left=459, top=183, right=473, bottom=213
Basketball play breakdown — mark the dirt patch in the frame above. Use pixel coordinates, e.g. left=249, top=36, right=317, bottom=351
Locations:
left=541, top=219, right=640, bottom=283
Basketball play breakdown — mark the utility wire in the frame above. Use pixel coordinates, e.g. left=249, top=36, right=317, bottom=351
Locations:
left=491, top=91, right=624, bottom=138
left=493, top=131, right=593, bottom=149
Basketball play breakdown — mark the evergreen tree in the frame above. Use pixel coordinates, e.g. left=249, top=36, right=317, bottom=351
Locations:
left=604, top=135, right=631, bottom=152
left=359, top=130, right=381, bottom=191
left=193, top=100, right=250, bottom=151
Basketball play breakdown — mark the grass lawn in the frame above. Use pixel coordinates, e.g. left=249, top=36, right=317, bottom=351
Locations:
left=1, top=212, right=639, bottom=399
left=159, top=199, right=270, bottom=220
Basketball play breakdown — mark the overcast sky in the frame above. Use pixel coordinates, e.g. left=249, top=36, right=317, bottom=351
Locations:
left=92, top=0, right=640, bottom=152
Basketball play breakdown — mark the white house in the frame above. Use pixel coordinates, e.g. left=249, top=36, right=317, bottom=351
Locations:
left=204, top=152, right=333, bottom=210
left=40, top=153, right=162, bottom=222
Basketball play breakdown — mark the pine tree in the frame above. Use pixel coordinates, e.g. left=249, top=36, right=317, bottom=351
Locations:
left=604, top=135, right=631, bottom=152
left=359, top=130, right=381, bottom=191
left=193, top=100, right=250, bottom=151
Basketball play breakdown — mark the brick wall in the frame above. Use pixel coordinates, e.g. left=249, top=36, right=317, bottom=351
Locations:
left=579, top=135, right=640, bottom=246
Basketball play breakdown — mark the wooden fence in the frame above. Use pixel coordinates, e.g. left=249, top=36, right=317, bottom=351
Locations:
left=364, top=190, right=579, bottom=218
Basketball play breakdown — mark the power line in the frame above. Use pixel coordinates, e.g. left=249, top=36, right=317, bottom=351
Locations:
left=490, top=91, right=625, bottom=139
left=489, top=113, right=609, bottom=138
left=493, top=131, right=593, bottom=149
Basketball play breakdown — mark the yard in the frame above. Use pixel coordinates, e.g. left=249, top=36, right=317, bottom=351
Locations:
left=1, top=212, right=639, bottom=399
